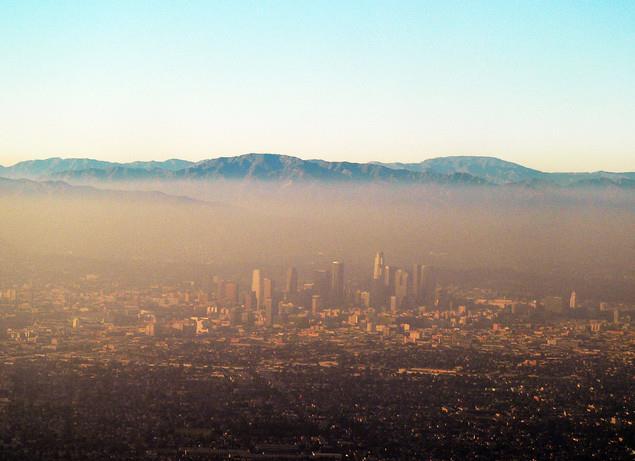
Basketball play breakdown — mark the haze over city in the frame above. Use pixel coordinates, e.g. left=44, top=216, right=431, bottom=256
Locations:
left=1, top=2, right=634, bottom=460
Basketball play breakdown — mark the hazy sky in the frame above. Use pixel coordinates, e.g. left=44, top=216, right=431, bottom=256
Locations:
left=1, top=0, right=634, bottom=171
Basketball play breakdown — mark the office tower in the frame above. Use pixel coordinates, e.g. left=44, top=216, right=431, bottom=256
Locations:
left=411, top=264, right=423, bottom=303
left=311, top=294, right=321, bottom=316
left=569, top=291, right=577, bottom=309
left=421, top=265, right=437, bottom=307
left=373, top=252, right=384, bottom=280
left=224, top=281, right=239, bottom=305
left=313, top=269, right=330, bottom=299
left=251, top=269, right=263, bottom=309
left=383, top=265, right=395, bottom=294
left=390, top=295, right=398, bottom=314
left=371, top=277, right=386, bottom=309
left=360, top=291, right=371, bottom=308
left=241, top=309, right=254, bottom=326
left=371, top=255, right=387, bottom=308
left=243, top=291, right=254, bottom=310
left=285, top=267, right=298, bottom=295
left=394, top=269, right=409, bottom=309
left=264, top=298, right=276, bottom=327
left=330, top=261, right=344, bottom=306
left=263, top=277, right=274, bottom=303
left=436, top=288, right=451, bottom=311
left=543, top=296, right=564, bottom=314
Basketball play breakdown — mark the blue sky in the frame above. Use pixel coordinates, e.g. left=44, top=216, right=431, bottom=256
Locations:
left=0, top=0, right=634, bottom=171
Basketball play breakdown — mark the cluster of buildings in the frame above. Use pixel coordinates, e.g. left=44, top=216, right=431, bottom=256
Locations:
left=205, top=252, right=439, bottom=333
left=0, top=251, right=631, bottom=350
left=0, top=251, right=633, bottom=459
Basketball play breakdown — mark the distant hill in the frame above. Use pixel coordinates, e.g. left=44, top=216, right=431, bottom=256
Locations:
left=173, top=153, right=487, bottom=184
left=3, top=158, right=118, bottom=178
left=374, top=156, right=635, bottom=187
left=54, top=166, right=174, bottom=181
left=125, top=159, right=194, bottom=171
left=373, top=156, right=545, bottom=185
left=12, top=154, right=487, bottom=185
left=0, top=176, right=211, bottom=205
left=1, top=154, right=633, bottom=188
left=0, top=157, right=192, bottom=180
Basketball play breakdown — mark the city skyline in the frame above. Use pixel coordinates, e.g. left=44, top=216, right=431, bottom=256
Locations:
left=1, top=244, right=631, bottom=459
left=1, top=2, right=633, bottom=459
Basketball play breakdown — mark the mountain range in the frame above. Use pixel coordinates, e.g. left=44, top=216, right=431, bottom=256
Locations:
left=0, top=176, right=211, bottom=205
left=1, top=154, right=634, bottom=188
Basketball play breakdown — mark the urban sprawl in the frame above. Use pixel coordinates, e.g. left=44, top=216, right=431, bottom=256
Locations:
left=0, top=252, right=633, bottom=460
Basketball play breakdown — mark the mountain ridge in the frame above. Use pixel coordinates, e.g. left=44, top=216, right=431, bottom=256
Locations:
left=1, top=154, right=634, bottom=188
left=0, top=176, right=215, bottom=205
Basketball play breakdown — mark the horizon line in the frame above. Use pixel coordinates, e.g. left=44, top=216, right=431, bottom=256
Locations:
left=1, top=152, right=634, bottom=174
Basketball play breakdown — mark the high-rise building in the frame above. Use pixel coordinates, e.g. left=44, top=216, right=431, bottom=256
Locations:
left=243, top=291, right=254, bottom=310
left=251, top=269, right=263, bottom=309
left=371, top=255, right=387, bottom=308
left=264, top=297, right=276, bottom=327
left=229, top=306, right=243, bottom=326
left=390, top=295, right=398, bottom=314
left=569, top=290, right=577, bottom=309
left=411, top=264, right=423, bottom=303
left=313, top=270, right=330, bottom=299
left=224, top=281, right=239, bottom=305
left=330, top=261, right=344, bottom=306
left=373, top=252, right=384, bottom=280
left=285, top=267, right=298, bottom=295
left=361, top=291, right=371, bottom=308
left=383, top=265, right=396, bottom=300
left=543, top=296, right=564, bottom=313
left=394, top=269, right=409, bottom=309
left=370, top=277, right=386, bottom=309
left=421, top=265, right=437, bottom=307
left=263, top=277, right=274, bottom=304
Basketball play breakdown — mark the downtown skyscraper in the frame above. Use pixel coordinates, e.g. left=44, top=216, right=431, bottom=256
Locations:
left=330, top=261, right=344, bottom=306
